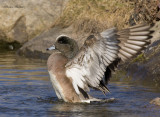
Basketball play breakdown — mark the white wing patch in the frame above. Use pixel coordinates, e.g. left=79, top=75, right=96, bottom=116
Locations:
left=66, top=50, right=93, bottom=94
left=66, top=66, right=87, bottom=94
left=65, top=30, right=119, bottom=95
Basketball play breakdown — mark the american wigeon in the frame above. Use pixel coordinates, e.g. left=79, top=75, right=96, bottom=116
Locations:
left=47, top=24, right=153, bottom=103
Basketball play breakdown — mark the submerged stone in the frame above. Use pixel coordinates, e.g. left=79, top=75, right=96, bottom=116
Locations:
left=0, top=40, right=21, bottom=51
left=150, top=97, right=160, bottom=106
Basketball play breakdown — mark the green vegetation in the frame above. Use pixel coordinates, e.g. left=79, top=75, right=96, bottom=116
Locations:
left=111, top=70, right=131, bottom=82
left=132, top=53, right=146, bottom=63
left=53, top=0, right=134, bottom=33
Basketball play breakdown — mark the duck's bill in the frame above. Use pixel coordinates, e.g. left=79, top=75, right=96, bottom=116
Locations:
left=46, top=45, right=56, bottom=51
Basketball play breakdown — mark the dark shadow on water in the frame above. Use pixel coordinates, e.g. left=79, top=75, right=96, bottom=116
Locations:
left=37, top=96, right=61, bottom=104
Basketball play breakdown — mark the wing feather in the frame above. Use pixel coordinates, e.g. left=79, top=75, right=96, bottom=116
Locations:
left=118, top=24, right=153, bottom=61
left=65, top=30, right=119, bottom=94
left=65, top=24, right=153, bottom=95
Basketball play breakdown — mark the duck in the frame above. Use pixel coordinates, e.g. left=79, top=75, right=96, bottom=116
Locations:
left=47, top=24, right=153, bottom=103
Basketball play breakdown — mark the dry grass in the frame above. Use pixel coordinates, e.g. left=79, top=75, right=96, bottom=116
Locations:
left=133, top=0, right=159, bottom=23
left=52, top=0, right=134, bottom=33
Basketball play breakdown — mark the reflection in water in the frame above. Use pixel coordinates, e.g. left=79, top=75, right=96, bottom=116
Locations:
left=0, top=51, right=160, bottom=117
left=0, top=51, right=47, bottom=81
left=48, top=101, right=119, bottom=117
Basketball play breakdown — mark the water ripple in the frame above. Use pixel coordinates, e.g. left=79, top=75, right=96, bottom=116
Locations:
left=0, top=52, right=159, bottom=117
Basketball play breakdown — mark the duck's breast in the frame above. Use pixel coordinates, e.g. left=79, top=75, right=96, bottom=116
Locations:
left=47, top=53, right=81, bottom=102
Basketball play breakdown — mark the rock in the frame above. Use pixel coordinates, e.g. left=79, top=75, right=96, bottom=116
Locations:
left=17, top=25, right=88, bottom=59
left=150, top=97, right=160, bottom=106
left=114, top=38, right=160, bottom=88
left=0, top=40, right=21, bottom=51
left=111, top=20, right=160, bottom=88
left=151, top=21, right=160, bottom=42
left=0, top=0, right=68, bottom=44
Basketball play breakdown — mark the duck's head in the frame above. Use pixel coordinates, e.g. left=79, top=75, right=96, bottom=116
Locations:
left=47, top=35, right=79, bottom=59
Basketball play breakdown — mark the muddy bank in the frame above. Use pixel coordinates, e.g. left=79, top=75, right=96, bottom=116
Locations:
left=112, top=39, right=160, bottom=88
left=128, top=39, right=160, bottom=88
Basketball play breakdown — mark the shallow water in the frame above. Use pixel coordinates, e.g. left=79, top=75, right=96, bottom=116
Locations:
left=0, top=51, right=160, bottom=117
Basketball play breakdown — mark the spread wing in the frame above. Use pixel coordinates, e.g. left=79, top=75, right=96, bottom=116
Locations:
left=65, top=24, right=152, bottom=95
left=117, top=24, right=152, bottom=61
left=102, top=24, right=153, bottom=84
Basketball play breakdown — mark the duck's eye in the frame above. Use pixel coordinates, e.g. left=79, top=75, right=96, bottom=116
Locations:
left=58, top=40, right=64, bottom=44
left=58, top=37, right=69, bottom=44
